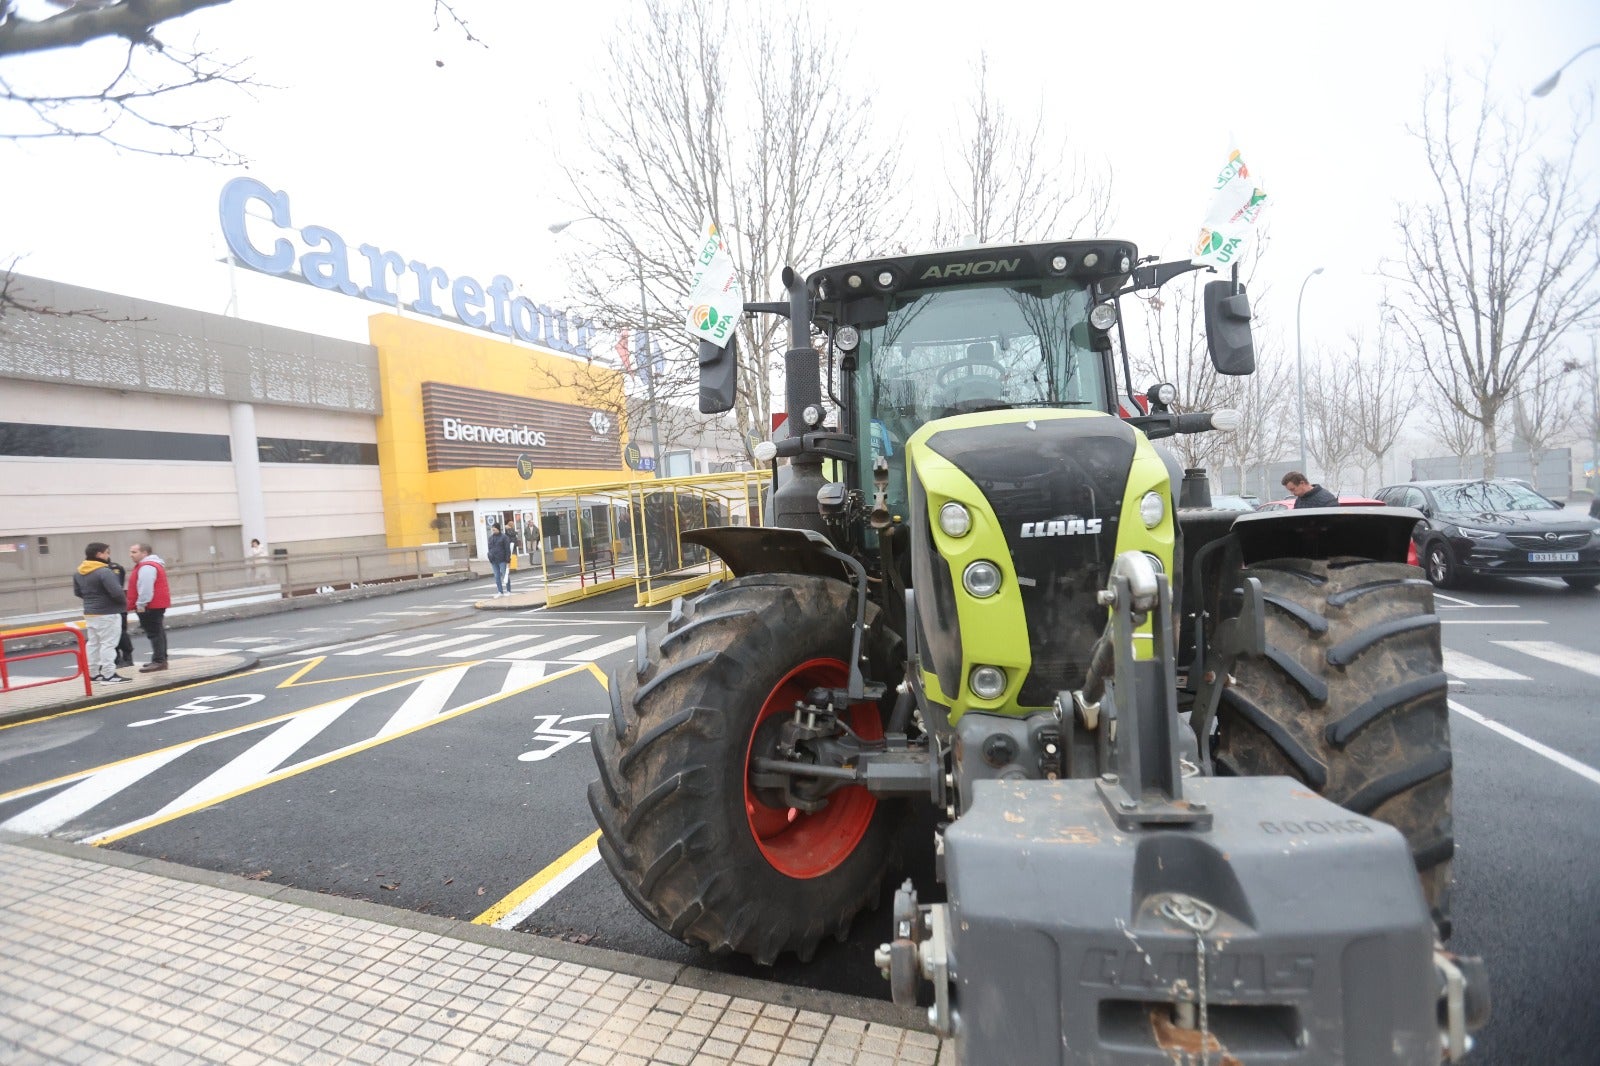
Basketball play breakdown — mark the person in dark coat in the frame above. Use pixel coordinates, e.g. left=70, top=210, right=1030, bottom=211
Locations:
left=1282, top=471, right=1339, bottom=508
left=106, top=559, right=134, bottom=668
left=486, top=523, right=512, bottom=597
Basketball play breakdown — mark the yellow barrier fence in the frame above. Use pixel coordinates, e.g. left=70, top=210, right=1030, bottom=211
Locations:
left=518, top=469, right=770, bottom=608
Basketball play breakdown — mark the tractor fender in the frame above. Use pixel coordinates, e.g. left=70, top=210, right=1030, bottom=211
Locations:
left=1229, top=505, right=1423, bottom=565
left=681, top=525, right=855, bottom=581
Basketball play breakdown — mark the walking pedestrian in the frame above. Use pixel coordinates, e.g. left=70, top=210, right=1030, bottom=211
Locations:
left=106, top=558, right=134, bottom=668
left=127, top=542, right=171, bottom=672
left=1281, top=471, right=1339, bottom=509
left=73, top=543, right=132, bottom=685
left=486, top=523, right=512, bottom=597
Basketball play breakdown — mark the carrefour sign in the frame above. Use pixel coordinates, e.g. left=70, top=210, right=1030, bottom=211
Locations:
left=219, top=177, right=593, bottom=356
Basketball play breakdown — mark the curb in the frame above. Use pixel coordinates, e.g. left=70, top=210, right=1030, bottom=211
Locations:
left=0, top=653, right=260, bottom=729
left=0, top=830, right=928, bottom=1032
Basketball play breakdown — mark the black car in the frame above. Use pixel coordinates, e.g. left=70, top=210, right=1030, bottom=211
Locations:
left=1374, top=478, right=1600, bottom=590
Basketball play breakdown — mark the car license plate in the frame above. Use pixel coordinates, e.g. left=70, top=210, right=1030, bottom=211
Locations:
left=1529, top=551, right=1579, bottom=563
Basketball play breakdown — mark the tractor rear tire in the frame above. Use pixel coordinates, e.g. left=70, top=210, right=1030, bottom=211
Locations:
left=589, top=573, right=901, bottom=965
left=1214, top=557, right=1455, bottom=938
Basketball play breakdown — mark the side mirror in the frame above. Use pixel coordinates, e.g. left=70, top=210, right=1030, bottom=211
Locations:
left=1203, top=280, right=1256, bottom=375
left=698, top=334, right=738, bottom=414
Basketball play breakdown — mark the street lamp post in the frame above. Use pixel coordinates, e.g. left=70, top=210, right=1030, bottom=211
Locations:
left=1295, top=267, right=1325, bottom=475
left=548, top=217, right=664, bottom=479
left=1532, top=43, right=1600, bottom=97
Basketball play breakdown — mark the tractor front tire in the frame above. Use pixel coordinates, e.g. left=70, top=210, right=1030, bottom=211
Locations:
left=1214, top=557, right=1455, bottom=938
left=589, top=574, right=900, bottom=965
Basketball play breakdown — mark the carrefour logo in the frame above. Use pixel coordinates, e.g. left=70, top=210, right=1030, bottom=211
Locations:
left=588, top=411, right=612, bottom=435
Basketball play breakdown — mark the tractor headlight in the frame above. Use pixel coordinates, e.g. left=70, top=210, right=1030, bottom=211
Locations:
left=939, top=502, right=972, bottom=538
left=970, top=665, right=1007, bottom=700
left=1140, top=491, right=1166, bottom=529
left=962, top=560, right=1002, bottom=598
left=1089, top=303, right=1118, bottom=331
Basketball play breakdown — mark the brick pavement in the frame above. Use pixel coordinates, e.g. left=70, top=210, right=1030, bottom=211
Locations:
left=0, top=836, right=945, bottom=1065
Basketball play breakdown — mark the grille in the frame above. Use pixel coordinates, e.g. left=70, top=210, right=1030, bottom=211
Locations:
left=1507, top=532, right=1589, bottom=549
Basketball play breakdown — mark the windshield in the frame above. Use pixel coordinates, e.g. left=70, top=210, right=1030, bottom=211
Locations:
left=855, top=280, right=1105, bottom=517
left=1433, top=480, right=1560, bottom=513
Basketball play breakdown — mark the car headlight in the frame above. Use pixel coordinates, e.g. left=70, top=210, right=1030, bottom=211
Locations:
left=939, top=502, right=971, bottom=537
left=1457, top=527, right=1499, bottom=541
left=1140, top=491, right=1166, bottom=529
left=962, top=560, right=1003, bottom=597
left=970, top=665, right=1007, bottom=700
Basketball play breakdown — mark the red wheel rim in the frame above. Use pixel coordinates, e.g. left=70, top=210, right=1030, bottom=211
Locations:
left=744, top=657, right=881, bottom=878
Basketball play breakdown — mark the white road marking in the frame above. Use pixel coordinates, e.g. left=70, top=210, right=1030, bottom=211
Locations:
left=559, top=636, right=636, bottom=661
left=499, top=661, right=548, bottom=689
left=488, top=847, right=602, bottom=930
left=0, top=744, right=198, bottom=834
left=376, top=666, right=474, bottom=736
left=1438, top=619, right=1545, bottom=625
left=217, top=637, right=281, bottom=645
left=440, top=634, right=554, bottom=658
left=495, top=634, right=596, bottom=661
left=387, top=633, right=495, bottom=657
left=333, top=632, right=444, bottom=655
left=1494, top=641, right=1600, bottom=679
left=1450, top=699, right=1600, bottom=787
left=1432, top=592, right=1483, bottom=607
left=1442, top=649, right=1530, bottom=681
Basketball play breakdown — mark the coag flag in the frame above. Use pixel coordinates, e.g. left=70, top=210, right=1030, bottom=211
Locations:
left=685, top=223, right=742, bottom=348
left=1192, top=147, right=1268, bottom=269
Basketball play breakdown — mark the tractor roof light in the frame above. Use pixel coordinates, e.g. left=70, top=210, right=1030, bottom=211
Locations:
left=877, top=269, right=896, bottom=289
left=1051, top=254, right=1070, bottom=272
left=1089, top=303, right=1118, bottom=331
left=963, top=560, right=1002, bottom=598
left=846, top=273, right=864, bottom=289
left=835, top=325, right=860, bottom=351
left=1082, top=251, right=1100, bottom=269
left=939, top=502, right=972, bottom=537
left=970, top=665, right=1007, bottom=700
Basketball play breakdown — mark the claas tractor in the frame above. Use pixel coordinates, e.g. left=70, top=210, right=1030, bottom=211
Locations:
left=588, top=239, right=1489, bottom=1063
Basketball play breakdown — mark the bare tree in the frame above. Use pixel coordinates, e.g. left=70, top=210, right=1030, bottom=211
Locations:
left=1349, top=324, right=1415, bottom=492
left=1303, top=351, right=1362, bottom=492
left=1512, top=355, right=1580, bottom=480
left=934, top=53, right=1113, bottom=245
left=1213, top=338, right=1293, bottom=498
left=556, top=0, right=903, bottom=453
left=1421, top=390, right=1484, bottom=466
left=1387, top=65, right=1600, bottom=477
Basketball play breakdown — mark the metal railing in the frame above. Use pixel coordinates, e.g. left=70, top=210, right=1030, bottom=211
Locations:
left=0, top=542, right=472, bottom=628
left=0, top=622, right=91, bottom=696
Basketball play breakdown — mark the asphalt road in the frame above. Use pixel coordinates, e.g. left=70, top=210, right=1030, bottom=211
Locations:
left=2, top=572, right=1597, bottom=1061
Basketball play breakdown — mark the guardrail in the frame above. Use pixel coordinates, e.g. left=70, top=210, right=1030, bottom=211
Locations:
left=0, top=622, right=92, bottom=697
left=0, top=542, right=472, bottom=627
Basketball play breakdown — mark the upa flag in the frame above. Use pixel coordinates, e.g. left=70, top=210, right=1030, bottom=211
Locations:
left=685, top=223, right=742, bottom=348
left=1192, top=147, right=1268, bottom=269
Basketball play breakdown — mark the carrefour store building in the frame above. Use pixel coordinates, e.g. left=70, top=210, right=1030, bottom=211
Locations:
left=0, top=182, right=631, bottom=583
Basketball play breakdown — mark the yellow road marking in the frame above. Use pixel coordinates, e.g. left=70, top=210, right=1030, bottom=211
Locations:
left=473, top=829, right=602, bottom=927
left=84, top=662, right=605, bottom=846
left=276, top=656, right=472, bottom=688
left=0, top=667, right=456, bottom=805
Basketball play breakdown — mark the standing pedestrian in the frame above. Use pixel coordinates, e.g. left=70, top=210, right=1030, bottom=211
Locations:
left=73, top=543, right=132, bottom=685
left=1281, top=471, right=1339, bottom=509
left=106, top=558, right=134, bottom=668
left=127, top=542, right=172, bottom=672
left=246, top=537, right=269, bottom=582
left=486, top=523, right=512, bottom=597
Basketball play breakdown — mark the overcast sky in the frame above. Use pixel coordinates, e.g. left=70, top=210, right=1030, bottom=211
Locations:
left=3, top=0, right=1597, bottom=375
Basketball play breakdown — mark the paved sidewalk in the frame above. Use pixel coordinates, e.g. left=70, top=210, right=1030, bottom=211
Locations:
left=0, top=835, right=945, bottom=1065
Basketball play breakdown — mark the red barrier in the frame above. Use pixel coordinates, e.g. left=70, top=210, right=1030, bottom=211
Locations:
left=0, top=622, right=94, bottom=697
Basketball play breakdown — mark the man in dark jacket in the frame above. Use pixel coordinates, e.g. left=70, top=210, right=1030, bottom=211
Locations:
left=107, top=559, right=134, bottom=668
left=1282, top=471, right=1339, bottom=508
left=73, top=543, right=132, bottom=685
left=486, top=523, right=512, bottom=597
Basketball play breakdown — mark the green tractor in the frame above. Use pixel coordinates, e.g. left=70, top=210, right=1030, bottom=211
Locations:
left=589, top=240, right=1488, bottom=1063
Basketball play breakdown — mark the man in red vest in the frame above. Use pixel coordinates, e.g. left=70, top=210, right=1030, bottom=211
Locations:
left=127, top=543, right=172, bottom=672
